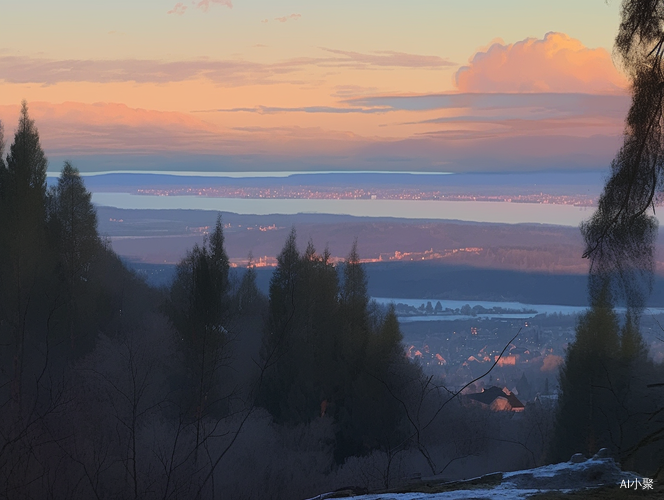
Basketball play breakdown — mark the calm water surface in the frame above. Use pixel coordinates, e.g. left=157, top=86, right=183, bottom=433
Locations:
left=93, top=192, right=604, bottom=226
left=372, top=297, right=664, bottom=322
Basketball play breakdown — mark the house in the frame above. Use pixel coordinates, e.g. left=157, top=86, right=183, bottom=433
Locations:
left=465, top=386, right=525, bottom=412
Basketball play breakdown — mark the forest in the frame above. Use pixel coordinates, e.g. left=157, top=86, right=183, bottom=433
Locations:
left=0, top=98, right=663, bottom=499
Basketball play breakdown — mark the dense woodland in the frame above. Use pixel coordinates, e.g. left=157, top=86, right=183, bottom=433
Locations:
left=0, top=102, right=663, bottom=499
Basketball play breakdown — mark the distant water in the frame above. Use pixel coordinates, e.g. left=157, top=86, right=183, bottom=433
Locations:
left=92, top=192, right=602, bottom=226
left=373, top=297, right=664, bottom=322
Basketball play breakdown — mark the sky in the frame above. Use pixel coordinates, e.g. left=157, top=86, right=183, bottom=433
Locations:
left=0, top=0, right=631, bottom=174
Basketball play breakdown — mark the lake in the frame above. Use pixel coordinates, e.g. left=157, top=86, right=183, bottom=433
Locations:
left=92, top=192, right=604, bottom=226
left=372, top=297, right=664, bottom=322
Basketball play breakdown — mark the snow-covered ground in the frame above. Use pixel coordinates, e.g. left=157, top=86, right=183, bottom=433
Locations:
left=307, top=453, right=643, bottom=500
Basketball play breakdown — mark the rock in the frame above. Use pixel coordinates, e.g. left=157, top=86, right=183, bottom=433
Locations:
left=570, top=453, right=586, bottom=463
left=593, top=448, right=610, bottom=459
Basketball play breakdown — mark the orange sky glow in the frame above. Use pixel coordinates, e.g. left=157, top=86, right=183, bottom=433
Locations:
left=0, top=1, right=630, bottom=173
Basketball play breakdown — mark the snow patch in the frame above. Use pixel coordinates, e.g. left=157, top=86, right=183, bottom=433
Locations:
left=308, top=455, right=637, bottom=500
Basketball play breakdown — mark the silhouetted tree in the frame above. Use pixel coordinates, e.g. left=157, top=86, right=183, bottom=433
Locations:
left=552, top=285, right=621, bottom=461
left=168, top=214, right=232, bottom=444
left=568, top=1, right=664, bottom=474
left=48, top=162, right=100, bottom=351
left=0, top=118, right=5, bottom=169
left=581, top=0, right=663, bottom=314
left=236, top=252, right=259, bottom=315
left=259, top=233, right=414, bottom=463
left=0, top=100, right=49, bottom=411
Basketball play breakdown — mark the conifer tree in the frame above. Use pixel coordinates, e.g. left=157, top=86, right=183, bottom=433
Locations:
left=0, top=119, right=5, bottom=170
left=49, top=162, right=100, bottom=350
left=0, top=101, right=49, bottom=410
left=341, top=240, right=369, bottom=331
left=53, top=162, right=99, bottom=282
left=168, top=213, right=231, bottom=430
left=552, top=284, right=621, bottom=461
left=236, top=253, right=259, bottom=314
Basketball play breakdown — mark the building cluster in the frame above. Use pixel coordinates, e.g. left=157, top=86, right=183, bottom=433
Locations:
left=405, top=321, right=575, bottom=408
left=134, top=186, right=596, bottom=206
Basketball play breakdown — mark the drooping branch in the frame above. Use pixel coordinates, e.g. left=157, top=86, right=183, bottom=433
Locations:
left=582, top=0, right=664, bottom=312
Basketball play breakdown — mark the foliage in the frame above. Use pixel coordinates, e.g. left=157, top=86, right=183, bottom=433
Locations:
left=581, top=0, right=664, bottom=312
left=167, top=214, right=233, bottom=421
left=556, top=1, right=664, bottom=475
left=259, top=231, right=413, bottom=463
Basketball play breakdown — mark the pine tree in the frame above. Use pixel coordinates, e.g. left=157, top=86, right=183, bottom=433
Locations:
left=620, top=312, right=648, bottom=363
left=237, top=253, right=259, bottom=315
left=0, top=118, right=5, bottom=170
left=168, top=214, right=231, bottom=427
left=49, top=162, right=100, bottom=351
left=0, top=101, right=49, bottom=410
left=341, top=240, right=369, bottom=331
left=259, top=234, right=412, bottom=463
left=260, top=231, right=343, bottom=424
left=552, top=284, right=621, bottom=461
left=339, top=240, right=370, bottom=380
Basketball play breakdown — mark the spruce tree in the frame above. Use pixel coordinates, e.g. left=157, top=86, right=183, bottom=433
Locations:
left=49, top=162, right=100, bottom=350
left=168, top=214, right=231, bottom=425
left=260, top=231, right=343, bottom=424
left=0, top=119, right=5, bottom=170
left=552, top=284, right=621, bottom=461
left=0, top=101, right=49, bottom=410
left=236, top=253, right=259, bottom=315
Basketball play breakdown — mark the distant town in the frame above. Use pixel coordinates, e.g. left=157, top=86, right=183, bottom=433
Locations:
left=134, top=186, right=597, bottom=206
left=401, top=314, right=664, bottom=400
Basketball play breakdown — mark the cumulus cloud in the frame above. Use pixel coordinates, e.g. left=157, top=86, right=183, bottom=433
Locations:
left=455, top=32, right=628, bottom=93
left=275, top=13, right=301, bottom=23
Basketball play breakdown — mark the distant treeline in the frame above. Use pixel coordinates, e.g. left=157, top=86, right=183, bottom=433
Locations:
left=130, top=261, right=664, bottom=307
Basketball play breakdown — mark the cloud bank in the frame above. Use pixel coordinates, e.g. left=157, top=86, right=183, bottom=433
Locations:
left=0, top=49, right=453, bottom=86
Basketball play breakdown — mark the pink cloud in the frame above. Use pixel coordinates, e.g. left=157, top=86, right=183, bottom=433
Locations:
left=167, top=3, right=187, bottom=15
left=196, top=0, right=233, bottom=12
left=455, top=32, right=628, bottom=93
left=0, top=55, right=298, bottom=86
left=0, top=100, right=623, bottom=172
left=275, top=14, right=301, bottom=23
left=0, top=49, right=453, bottom=87
left=321, top=48, right=455, bottom=68
left=0, top=102, right=365, bottom=158
left=168, top=0, right=231, bottom=15
left=0, top=102, right=223, bottom=155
